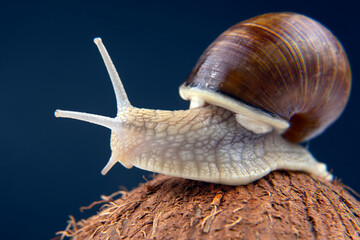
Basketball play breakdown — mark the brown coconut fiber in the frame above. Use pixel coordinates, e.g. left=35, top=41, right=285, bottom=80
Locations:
left=56, top=171, right=360, bottom=239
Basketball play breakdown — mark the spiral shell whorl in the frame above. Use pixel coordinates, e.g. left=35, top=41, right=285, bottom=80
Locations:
left=182, top=12, right=351, bottom=142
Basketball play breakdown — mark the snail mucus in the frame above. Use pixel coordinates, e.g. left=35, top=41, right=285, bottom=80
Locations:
left=55, top=12, right=351, bottom=185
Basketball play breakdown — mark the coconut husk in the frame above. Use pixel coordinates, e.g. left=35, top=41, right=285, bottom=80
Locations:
left=56, top=171, right=360, bottom=239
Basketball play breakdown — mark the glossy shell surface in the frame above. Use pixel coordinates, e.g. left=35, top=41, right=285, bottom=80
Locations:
left=181, top=12, right=351, bottom=142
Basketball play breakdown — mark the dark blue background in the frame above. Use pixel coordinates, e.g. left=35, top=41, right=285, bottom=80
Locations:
left=0, top=1, right=359, bottom=239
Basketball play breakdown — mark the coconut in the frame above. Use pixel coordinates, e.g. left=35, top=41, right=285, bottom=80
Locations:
left=56, top=171, right=360, bottom=239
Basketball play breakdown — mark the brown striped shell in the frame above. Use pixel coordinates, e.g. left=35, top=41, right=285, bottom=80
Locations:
left=180, top=12, right=351, bottom=143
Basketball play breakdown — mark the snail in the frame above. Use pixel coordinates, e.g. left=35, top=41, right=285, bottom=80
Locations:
left=55, top=12, right=351, bottom=185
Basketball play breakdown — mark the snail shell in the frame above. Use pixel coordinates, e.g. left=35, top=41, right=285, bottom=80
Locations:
left=180, top=12, right=351, bottom=142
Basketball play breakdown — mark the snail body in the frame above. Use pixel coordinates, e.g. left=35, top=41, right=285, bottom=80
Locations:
left=55, top=12, right=351, bottom=185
